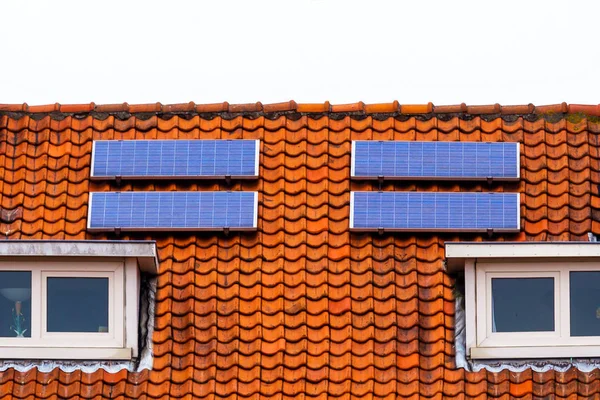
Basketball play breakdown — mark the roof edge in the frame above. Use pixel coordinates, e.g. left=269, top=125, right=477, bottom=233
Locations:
left=1, top=101, right=600, bottom=117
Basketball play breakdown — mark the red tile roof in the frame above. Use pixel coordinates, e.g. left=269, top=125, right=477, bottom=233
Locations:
left=0, top=102, right=599, bottom=398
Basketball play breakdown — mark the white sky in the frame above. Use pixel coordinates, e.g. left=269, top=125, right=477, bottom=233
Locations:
left=1, top=0, right=598, bottom=106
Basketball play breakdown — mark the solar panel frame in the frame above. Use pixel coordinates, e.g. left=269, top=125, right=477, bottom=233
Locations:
left=349, top=191, right=520, bottom=233
left=350, top=141, right=520, bottom=181
left=90, top=140, right=260, bottom=180
left=87, top=191, right=259, bottom=232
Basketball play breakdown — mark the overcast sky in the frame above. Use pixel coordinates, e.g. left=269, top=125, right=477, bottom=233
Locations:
left=1, top=0, right=598, bottom=106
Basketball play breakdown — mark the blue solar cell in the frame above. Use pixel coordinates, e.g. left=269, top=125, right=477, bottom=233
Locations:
left=88, top=192, right=258, bottom=231
left=91, top=140, right=259, bottom=179
left=352, top=141, right=519, bottom=180
left=350, top=192, right=520, bottom=232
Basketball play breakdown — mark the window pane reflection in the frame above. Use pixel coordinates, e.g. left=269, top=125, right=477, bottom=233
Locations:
left=47, top=277, right=109, bottom=333
left=0, top=271, right=32, bottom=338
left=491, top=277, right=554, bottom=332
left=570, top=271, right=600, bottom=336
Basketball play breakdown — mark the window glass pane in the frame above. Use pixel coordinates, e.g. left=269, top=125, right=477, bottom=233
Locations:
left=491, top=277, right=554, bottom=332
left=47, top=277, right=109, bottom=333
left=0, top=271, right=32, bottom=338
left=570, top=271, right=600, bottom=336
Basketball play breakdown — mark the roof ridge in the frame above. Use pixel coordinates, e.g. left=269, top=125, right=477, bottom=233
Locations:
left=0, top=101, right=599, bottom=116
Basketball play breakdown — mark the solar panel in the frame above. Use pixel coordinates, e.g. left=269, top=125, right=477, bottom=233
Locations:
left=350, top=192, right=520, bottom=232
left=91, top=140, right=260, bottom=180
left=351, top=141, right=519, bottom=181
left=88, top=192, right=258, bottom=232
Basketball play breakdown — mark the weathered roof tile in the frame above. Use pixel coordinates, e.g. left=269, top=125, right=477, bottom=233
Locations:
left=0, top=102, right=597, bottom=398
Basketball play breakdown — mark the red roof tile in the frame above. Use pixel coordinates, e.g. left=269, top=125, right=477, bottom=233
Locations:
left=0, top=102, right=600, bottom=398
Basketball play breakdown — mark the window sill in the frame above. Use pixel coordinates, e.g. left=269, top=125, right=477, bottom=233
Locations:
left=471, top=345, right=600, bottom=360
left=0, top=346, right=132, bottom=360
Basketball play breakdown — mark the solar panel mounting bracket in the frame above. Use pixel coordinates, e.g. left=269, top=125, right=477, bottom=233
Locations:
left=225, top=175, right=232, bottom=185
left=114, top=227, right=122, bottom=237
left=486, top=176, right=493, bottom=186
left=378, top=176, right=384, bottom=191
left=115, top=175, right=122, bottom=187
left=378, top=227, right=384, bottom=236
left=486, top=228, right=494, bottom=238
left=223, top=227, right=230, bottom=236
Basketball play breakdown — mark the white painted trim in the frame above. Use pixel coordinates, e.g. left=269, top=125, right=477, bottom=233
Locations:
left=254, top=139, right=260, bottom=177
left=464, top=260, right=476, bottom=355
left=253, top=192, right=259, bottom=229
left=124, top=258, right=139, bottom=357
left=514, top=142, right=521, bottom=180
left=0, top=347, right=132, bottom=360
left=90, top=141, right=97, bottom=178
left=31, top=269, right=41, bottom=341
left=87, top=193, right=93, bottom=231
left=349, top=192, right=355, bottom=229
left=447, top=242, right=600, bottom=259
left=475, top=264, right=486, bottom=346
left=480, top=270, right=560, bottom=347
left=515, top=193, right=521, bottom=230
left=0, top=240, right=159, bottom=274
left=471, top=345, right=600, bottom=360
left=350, top=141, right=356, bottom=177
left=446, top=242, right=600, bottom=271
left=40, top=269, right=123, bottom=348
left=560, top=268, right=571, bottom=339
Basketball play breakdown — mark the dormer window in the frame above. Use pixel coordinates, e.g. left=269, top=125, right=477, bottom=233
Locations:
left=447, top=242, right=600, bottom=360
left=0, top=240, right=158, bottom=361
left=0, top=262, right=124, bottom=351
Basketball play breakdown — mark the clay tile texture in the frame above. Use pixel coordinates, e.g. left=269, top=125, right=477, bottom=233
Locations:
left=1, top=101, right=600, bottom=398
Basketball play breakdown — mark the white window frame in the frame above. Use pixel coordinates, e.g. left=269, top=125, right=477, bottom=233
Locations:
left=0, top=258, right=134, bottom=360
left=0, top=240, right=158, bottom=361
left=468, top=260, right=600, bottom=359
left=41, top=265, right=124, bottom=347
left=446, top=242, right=600, bottom=360
left=477, top=264, right=561, bottom=348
